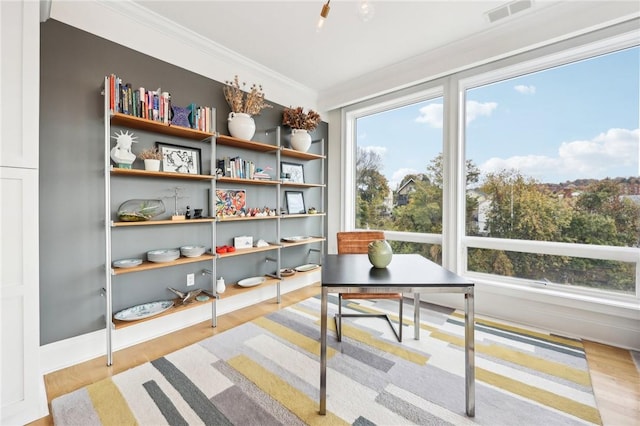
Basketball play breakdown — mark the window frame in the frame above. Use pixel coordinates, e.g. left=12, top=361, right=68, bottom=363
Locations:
left=342, top=28, right=639, bottom=305
left=342, top=83, right=446, bottom=250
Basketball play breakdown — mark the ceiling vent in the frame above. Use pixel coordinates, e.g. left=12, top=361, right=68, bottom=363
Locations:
left=486, top=0, right=534, bottom=23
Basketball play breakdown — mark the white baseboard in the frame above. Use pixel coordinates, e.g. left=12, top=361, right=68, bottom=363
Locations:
left=419, top=280, right=640, bottom=351
left=40, top=273, right=319, bottom=374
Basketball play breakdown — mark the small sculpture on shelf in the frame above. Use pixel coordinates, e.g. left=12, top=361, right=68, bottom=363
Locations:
left=110, top=130, right=138, bottom=168
left=167, top=287, right=203, bottom=305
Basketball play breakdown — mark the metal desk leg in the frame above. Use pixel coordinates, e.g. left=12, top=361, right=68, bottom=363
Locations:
left=320, top=287, right=328, bottom=415
left=465, top=287, right=475, bottom=417
left=414, top=293, right=420, bottom=340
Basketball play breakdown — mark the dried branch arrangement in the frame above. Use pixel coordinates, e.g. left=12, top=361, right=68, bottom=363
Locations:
left=282, top=106, right=322, bottom=131
left=223, top=75, right=273, bottom=115
left=137, top=147, right=162, bottom=160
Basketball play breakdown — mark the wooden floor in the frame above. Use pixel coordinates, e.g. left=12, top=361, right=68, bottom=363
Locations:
left=30, top=283, right=639, bottom=426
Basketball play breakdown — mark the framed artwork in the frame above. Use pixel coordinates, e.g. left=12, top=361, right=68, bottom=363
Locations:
left=216, top=189, right=246, bottom=216
left=280, top=162, right=304, bottom=183
left=156, top=142, right=201, bottom=175
left=285, top=191, right=305, bottom=214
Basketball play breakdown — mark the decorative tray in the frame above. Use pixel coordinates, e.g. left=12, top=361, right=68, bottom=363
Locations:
left=295, top=263, right=320, bottom=272
left=237, top=276, right=267, bottom=288
left=114, top=300, right=174, bottom=321
left=281, top=236, right=312, bottom=242
left=280, top=268, right=296, bottom=277
left=113, top=258, right=142, bottom=268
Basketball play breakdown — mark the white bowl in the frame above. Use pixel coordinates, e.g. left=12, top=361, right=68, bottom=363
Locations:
left=147, top=249, right=180, bottom=263
left=180, top=245, right=206, bottom=257
left=237, top=276, right=266, bottom=287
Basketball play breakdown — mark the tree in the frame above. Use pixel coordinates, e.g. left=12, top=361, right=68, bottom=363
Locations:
left=356, top=147, right=390, bottom=228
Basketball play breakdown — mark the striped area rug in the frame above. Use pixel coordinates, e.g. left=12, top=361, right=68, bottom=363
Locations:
left=51, top=295, right=601, bottom=425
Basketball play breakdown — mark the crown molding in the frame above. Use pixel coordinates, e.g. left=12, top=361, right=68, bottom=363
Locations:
left=49, top=0, right=317, bottom=110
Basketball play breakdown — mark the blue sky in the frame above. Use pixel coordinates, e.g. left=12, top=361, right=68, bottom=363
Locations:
left=357, top=46, right=640, bottom=190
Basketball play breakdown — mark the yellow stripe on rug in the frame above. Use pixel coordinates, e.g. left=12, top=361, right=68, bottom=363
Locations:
left=451, top=311, right=583, bottom=348
left=252, top=316, right=338, bottom=359
left=87, top=378, right=137, bottom=426
left=431, top=330, right=591, bottom=386
left=478, top=368, right=602, bottom=424
left=228, top=354, right=347, bottom=426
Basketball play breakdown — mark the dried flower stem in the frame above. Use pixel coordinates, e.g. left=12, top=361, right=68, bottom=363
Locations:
left=223, top=75, right=272, bottom=115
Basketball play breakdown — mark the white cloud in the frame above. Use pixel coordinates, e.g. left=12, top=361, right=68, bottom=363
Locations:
left=416, top=101, right=497, bottom=128
left=360, top=145, right=387, bottom=158
left=514, top=84, right=536, bottom=95
left=415, top=103, right=443, bottom=128
left=466, top=101, right=498, bottom=124
left=389, top=167, right=419, bottom=190
left=479, top=128, right=640, bottom=181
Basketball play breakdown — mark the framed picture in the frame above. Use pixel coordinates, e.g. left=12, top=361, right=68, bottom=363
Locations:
left=215, top=189, right=246, bottom=216
left=285, top=191, right=305, bottom=214
left=280, top=162, right=304, bottom=183
left=156, top=142, right=201, bottom=175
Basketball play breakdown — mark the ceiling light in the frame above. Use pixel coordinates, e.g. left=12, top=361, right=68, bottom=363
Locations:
left=317, top=0, right=331, bottom=31
left=358, top=0, right=375, bottom=22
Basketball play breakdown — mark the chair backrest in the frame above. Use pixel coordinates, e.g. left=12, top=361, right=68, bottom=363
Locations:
left=337, top=231, right=385, bottom=254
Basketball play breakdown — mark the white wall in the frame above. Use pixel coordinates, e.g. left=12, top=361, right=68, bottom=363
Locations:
left=1, top=1, right=48, bottom=424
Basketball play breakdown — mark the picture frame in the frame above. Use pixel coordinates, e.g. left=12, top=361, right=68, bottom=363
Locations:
left=285, top=191, right=305, bottom=214
left=215, top=189, right=246, bottom=216
left=156, top=142, right=201, bottom=175
left=280, top=161, right=304, bottom=184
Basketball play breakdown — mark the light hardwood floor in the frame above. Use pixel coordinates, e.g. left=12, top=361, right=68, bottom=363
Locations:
left=30, top=283, right=639, bottom=426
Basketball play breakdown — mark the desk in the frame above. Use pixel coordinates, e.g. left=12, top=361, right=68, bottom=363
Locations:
left=319, top=254, right=475, bottom=417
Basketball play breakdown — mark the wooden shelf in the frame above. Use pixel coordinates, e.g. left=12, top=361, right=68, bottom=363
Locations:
left=216, top=215, right=278, bottom=222
left=281, top=213, right=326, bottom=219
left=281, top=181, right=326, bottom=188
left=216, top=244, right=279, bottom=258
left=216, top=176, right=279, bottom=186
left=112, top=218, right=215, bottom=227
left=281, top=148, right=325, bottom=161
left=112, top=254, right=214, bottom=275
left=110, top=112, right=213, bottom=141
left=113, top=294, right=215, bottom=329
left=111, top=167, right=214, bottom=180
left=280, top=237, right=325, bottom=248
left=217, top=276, right=280, bottom=299
left=216, top=135, right=279, bottom=152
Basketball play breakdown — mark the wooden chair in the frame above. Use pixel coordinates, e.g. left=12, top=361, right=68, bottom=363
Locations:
left=335, top=231, right=403, bottom=342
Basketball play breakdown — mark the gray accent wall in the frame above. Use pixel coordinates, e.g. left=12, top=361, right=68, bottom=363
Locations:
left=39, top=20, right=328, bottom=345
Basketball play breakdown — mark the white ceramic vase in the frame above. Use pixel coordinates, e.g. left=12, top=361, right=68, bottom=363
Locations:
left=290, top=129, right=311, bottom=152
left=216, top=277, right=226, bottom=294
left=228, top=112, right=255, bottom=140
left=144, top=159, right=161, bottom=171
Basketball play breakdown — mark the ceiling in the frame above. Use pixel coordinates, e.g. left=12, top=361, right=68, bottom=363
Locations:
left=48, top=0, right=638, bottom=110
left=132, top=0, right=559, bottom=93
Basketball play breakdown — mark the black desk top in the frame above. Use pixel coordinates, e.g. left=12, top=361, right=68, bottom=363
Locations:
left=321, top=254, right=473, bottom=288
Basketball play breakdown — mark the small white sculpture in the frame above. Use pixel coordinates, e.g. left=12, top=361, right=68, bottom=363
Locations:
left=110, top=130, right=138, bottom=167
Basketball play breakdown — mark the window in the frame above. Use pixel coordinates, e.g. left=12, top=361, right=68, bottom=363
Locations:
left=350, top=90, right=445, bottom=263
left=464, top=46, right=639, bottom=294
left=344, top=30, right=639, bottom=299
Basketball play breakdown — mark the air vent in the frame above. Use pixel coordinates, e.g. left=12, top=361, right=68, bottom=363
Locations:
left=486, top=0, right=533, bottom=23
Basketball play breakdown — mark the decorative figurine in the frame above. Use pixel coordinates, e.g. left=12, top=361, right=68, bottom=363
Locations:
left=110, top=130, right=138, bottom=168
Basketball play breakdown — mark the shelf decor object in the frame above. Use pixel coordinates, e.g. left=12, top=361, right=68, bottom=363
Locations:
left=282, top=106, right=321, bottom=152
left=223, top=75, right=273, bottom=140
left=114, top=300, right=174, bottom=321
left=280, top=162, right=304, bottom=183
left=285, top=191, right=305, bottom=214
left=156, top=142, right=201, bottom=175
left=117, top=199, right=166, bottom=222
left=110, top=130, right=138, bottom=168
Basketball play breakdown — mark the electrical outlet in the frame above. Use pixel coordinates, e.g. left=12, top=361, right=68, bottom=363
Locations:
left=186, top=273, right=195, bottom=287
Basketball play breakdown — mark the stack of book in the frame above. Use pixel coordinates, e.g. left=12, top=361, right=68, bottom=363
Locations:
left=106, top=74, right=213, bottom=132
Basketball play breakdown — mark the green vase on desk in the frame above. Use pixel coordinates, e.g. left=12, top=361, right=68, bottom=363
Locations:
left=368, top=239, right=393, bottom=268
